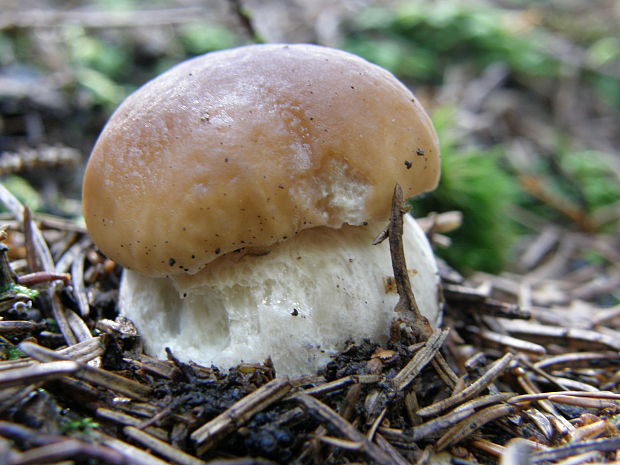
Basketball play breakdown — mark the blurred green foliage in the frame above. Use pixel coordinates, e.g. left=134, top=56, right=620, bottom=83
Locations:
left=344, top=0, right=620, bottom=111
left=2, top=344, right=25, bottom=361
left=344, top=1, right=558, bottom=83
left=559, top=150, right=620, bottom=213
left=65, top=26, right=131, bottom=106
left=60, top=415, right=99, bottom=434
left=1, top=282, right=40, bottom=300
left=411, top=108, right=520, bottom=273
left=0, top=3, right=243, bottom=110
left=180, top=23, right=239, bottom=55
left=63, top=21, right=242, bottom=109
left=1, top=176, right=43, bottom=212
left=517, top=145, right=620, bottom=232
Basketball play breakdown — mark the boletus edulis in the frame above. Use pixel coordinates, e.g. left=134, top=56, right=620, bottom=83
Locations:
left=82, top=43, right=441, bottom=376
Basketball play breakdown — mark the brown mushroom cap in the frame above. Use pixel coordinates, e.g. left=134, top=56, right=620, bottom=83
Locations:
left=82, top=43, right=440, bottom=277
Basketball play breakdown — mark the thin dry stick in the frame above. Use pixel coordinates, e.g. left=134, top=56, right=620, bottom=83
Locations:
left=417, top=352, right=515, bottom=417
left=71, top=248, right=91, bottom=316
left=98, top=433, right=173, bottom=465
left=374, top=432, right=411, bottom=465
left=472, top=327, right=547, bottom=354
left=471, top=439, right=506, bottom=458
left=0, top=146, right=80, bottom=176
left=124, top=427, right=207, bottom=465
left=339, top=383, right=362, bottom=422
left=408, top=406, right=474, bottom=441
left=391, top=328, right=450, bottom=391
left=22, top=206, right=54, bottom=273
left=19, top=341, right=151, bottom=400
left=384, top=184, right=460, bottom=390
left=0, top=184, right=79, bottom=347
left=431, top=352, right=460, bottom=389
left=96, top=409, right=167, bottom=441
left=0, top=379, right=24, bottom=406
left=296, top=394, right=395, bottom=465
left=0, top=358, right=32, bottom=372
left=0, top=7, right=209, bottom=29
left=16, top=271, right=70, bottom=287
left=366, top=408, right=387, bottom=442
left=398, top=393, right=517, bottom=442
left=22, top=206, right=43, bottom=273
left=383, top=183, right=433, bottom=341
left=516, top=355, right=573, bottom=391
left=523, top=408, right=554, bottom=442
left=290, top=374, right=380, bottom=399
left=505, top=320, right=620, bottom=351
left=0, top=321, right=44, bottom=335
left=10, top=439, right=127, bottom=465
left=65, top=308, right=94, bottom=343
left=567, top=420, right=610, bottom=443
left=54, top=237, right=89, bottom=273
left=318, top=383, right=363, bottom=464
left=509, top=390, right=620, bottom=404
left=534, top=351, right=620, bottom=369
left=57, top=337, right=105, bottom=362
left=0, top=184, right=26, bottom=222
left=0, top=337, right=104, bottom=372
left=515, top=367, right=574, bottom=432
left=320, top=436, right=363, bottom=450
left=191, top=377, right=292, bottom=453
left=23, top=204, right=77, bottom=346
left=49, top=289, right=78, bottom=346
left=436, top=403, right=522, bottom=451
left=10, top=438, right=126, bottom=465
left=0, top=360, right=79, bottom=388
left=452, top=392, right=518, bottom=413
left=195, top=459, right=279, bottom=465
left=531, top=437, right=620, bottom=463
left=135, top=403, right=177, bottom=431
left=130, top=354, right=177, bottom=379
left=443, top=284, right=530, bottom=319
left=592, top=304, right=620, bottom=325
left=29, top=212, right=87, bottom=233
left=54, top=237, right=92, bottom=317
left=548, top=395, right=620, bottom=410
left=0, top=421, right=57, bottom=447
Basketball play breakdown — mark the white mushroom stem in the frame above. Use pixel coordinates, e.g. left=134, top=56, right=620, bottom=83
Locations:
left=119, top=215, right=440, bottom=377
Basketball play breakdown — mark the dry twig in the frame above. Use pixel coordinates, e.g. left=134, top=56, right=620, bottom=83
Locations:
left=191, top=378, right=292, bottom=454
left=296, top=394, right=395, bottom=465
left=417, top=353, right=515, bottom=417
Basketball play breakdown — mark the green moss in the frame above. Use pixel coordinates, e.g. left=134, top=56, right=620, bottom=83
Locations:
left=60, top=415, right=100, bottom=434
left=1, top=176, right=42, bottom=212
left=179, top=23, right=241, bottom=55
left=559, top=150, right=620, bottom=211
left=411, top=109, right=520, bottom=273
left=344, top=0, right=559, bottom=83
left=4, top=345, right=25, bottom=361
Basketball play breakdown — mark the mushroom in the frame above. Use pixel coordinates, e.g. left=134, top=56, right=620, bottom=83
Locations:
left=82, top=44, right=441, bottom=376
